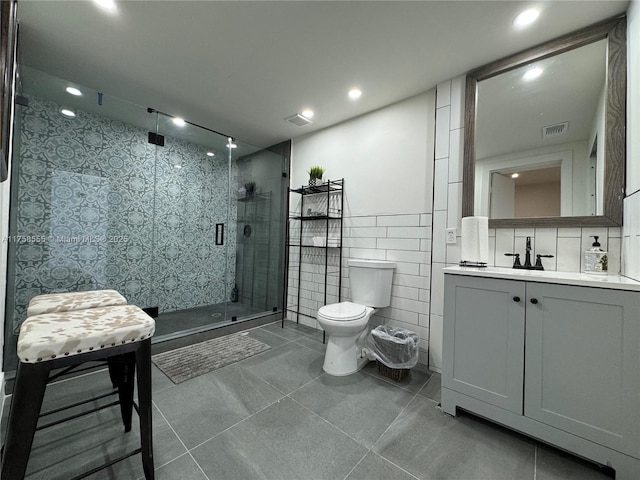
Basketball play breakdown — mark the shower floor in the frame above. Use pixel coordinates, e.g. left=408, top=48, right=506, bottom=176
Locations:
left=153, top=301, right=264, bottom=338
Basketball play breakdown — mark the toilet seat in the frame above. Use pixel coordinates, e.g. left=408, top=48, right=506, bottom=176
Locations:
left=318, top=302, right=367, bottom=321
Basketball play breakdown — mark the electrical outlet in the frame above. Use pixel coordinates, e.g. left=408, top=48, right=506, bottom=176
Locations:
left=446, top=228, right=457, bottom=244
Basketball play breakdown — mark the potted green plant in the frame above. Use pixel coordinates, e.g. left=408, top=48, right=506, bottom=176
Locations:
left=244, top=181, right=256, bottom=198
left=308, top=166, right=325, bottom=187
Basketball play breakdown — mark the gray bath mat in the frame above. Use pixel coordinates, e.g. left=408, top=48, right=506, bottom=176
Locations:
left=152, top=332, right=271, bottom=384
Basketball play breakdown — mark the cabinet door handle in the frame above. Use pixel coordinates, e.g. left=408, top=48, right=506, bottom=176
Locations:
left=513, top=296, right=520, bottom=302
left=530, top=298, right=539, bottom=305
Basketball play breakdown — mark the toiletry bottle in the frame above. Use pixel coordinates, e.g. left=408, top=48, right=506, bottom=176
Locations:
left=584, top=236, right=608, bottom=274
left=231, top=284, right=239, bottom=302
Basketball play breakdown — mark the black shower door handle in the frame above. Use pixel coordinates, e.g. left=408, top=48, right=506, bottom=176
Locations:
left=215, top=223, right=224, bottom=245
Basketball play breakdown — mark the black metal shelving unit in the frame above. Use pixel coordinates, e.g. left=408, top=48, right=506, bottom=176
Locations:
left=284, top=179, right=344, bottom=334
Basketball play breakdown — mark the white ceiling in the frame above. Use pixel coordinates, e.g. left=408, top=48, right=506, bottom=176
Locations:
left=476, top=38, right=607, bottom=160
left=16, top=0, right=629, bottom=149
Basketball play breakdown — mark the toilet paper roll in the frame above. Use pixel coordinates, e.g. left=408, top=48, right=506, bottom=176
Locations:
left=461, top=216, right=488, bottom=264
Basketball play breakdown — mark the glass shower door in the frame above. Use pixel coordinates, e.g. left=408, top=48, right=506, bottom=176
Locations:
left=4, top=67, right=158, bottom=371
left=232, top=140, right=288, bottom=318
left=150, top=113, right=233, bottom=336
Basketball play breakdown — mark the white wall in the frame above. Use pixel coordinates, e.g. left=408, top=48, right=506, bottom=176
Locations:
left=289, top=92, right=435, bottom=365
left=623, top=0, right=640, bottom=281
left=292, top=93, right=433, bottom=216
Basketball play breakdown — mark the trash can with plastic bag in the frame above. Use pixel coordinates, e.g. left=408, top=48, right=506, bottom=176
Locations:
left=367, top=326, right=419, bottom=381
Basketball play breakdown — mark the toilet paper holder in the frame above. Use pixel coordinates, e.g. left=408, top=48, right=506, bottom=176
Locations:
left=459, top=260, right=487, bottom=268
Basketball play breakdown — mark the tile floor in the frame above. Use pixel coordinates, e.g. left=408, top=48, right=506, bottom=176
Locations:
left=3, top=320, right=614, bottom=480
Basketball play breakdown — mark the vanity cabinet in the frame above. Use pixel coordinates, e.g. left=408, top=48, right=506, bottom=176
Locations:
left=442, top=275, right=525, bottom=414
left=442, top=270, right=640, bottom=479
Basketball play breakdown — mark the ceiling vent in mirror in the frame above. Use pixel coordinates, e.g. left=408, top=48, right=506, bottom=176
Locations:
left=285, top=114, right=313, bottom=127
left=542, top=121, right=569, bottom=139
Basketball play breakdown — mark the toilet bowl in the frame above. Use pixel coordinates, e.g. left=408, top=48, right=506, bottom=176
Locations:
left=317, top=259, right=395, bottom=376
left=317, top=302, right=375, bottom=376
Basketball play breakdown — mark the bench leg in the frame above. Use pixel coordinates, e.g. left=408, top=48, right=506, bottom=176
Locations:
left=1, top=361, right=51, bottom=480
left=110, top=353, right=135, bottom=432
left=136, top=339, right=154, bottom=480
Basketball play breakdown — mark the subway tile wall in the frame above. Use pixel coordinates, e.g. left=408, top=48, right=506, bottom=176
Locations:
left=430, top=77, right=624, bottom=372
left=623, top=192, right=640, bottom=281
left=287, top=212, right=432, bottom=365
left=622, top=1, right=640, bottom=282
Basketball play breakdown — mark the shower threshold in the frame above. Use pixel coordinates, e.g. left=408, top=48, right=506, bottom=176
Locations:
left=153, top=301, right=264, bottom=339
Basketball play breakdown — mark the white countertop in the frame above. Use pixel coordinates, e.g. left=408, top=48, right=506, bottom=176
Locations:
left=443, top=265, right=640, bottom=292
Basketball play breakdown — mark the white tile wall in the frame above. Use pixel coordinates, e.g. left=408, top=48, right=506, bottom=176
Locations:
left=287, top=211, right=433, bottom=365
left=623, top=2, right=640, bottom=281
left=623, top=192, right=640, bottom=280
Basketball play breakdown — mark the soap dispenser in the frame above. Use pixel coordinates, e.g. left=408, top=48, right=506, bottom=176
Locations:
left=584, top=236, right=608, bottom=274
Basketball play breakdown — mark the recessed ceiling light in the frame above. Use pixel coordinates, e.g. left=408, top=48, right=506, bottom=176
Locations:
left=522, top=67, right=543, bottom=81
left=59, top=108, right=76, bottom=118
left=348, top=88, right=362, bottom=100
left=511, top=173, right=520, bottom=179
left=65, top=86, right=82, bottom=96
left=513, top=8, right=540, bottom=29
left=301, top=109, right=314, bottom=119
left=93, top=0, right=118, bottom=14
left=173, top=117, right=186, bottom=127
left=206, top=152, right=215, bottom=157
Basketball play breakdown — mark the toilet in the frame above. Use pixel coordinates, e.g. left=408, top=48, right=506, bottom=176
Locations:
left=317, top=259, right=396, bottom=376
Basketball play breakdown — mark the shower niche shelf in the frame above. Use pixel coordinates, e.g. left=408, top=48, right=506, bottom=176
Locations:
left=286, top=179, right=344, bottom=333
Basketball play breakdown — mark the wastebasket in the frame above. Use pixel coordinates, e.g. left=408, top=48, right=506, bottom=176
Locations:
left=367, top=326, right=419, bottom=381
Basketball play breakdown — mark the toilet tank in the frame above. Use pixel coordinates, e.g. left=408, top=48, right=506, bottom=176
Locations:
left=348, top=259, right=396, bottom=308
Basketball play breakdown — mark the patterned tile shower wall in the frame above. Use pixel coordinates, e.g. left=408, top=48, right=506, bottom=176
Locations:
left=9, top=96, right=236, bottom=328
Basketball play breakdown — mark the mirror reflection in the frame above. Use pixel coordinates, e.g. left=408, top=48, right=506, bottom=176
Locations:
left=474, top=39, right=606, bottom=219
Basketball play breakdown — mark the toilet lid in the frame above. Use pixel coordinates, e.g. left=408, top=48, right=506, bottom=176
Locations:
left=318, top=302, right=367, bottom=321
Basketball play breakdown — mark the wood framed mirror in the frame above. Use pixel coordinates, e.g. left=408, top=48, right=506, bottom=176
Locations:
left=463, top=15, right=626, bottom=228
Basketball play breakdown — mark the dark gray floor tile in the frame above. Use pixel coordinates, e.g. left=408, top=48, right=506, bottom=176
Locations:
left=373, top=397, right=535, bottom=480
left=237, top=342, right=325, bottom=394
left=137, top=453, right=208, bottom=480
left=346, top=452, right=419, bottom=480
left=261, top=320, right=323, bottom=342
left=25, top=404, right=184, bottom=480
left=244, top=325, right=292, bottom=348
left=291, top=371, right=414, bottom=448
left=296, top=334, right=327, bottom=354
left=153, top=363, right=283, bottom=449
left=536, top=443, right=614, bottom=480
left=417, top=371, right=441, bottom=402
left=191, top=397, right=368, bottom=480
left=362, top=361, right=433, bottom=394
left=152, top=363, right=176, bottom=393
left=41, top=369, right=114, bottom=412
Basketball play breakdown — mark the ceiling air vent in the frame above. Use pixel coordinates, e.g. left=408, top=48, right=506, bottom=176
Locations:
left=285, top=113, right=313, bottom=127
left=542, top=122, right=569, bottom=139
